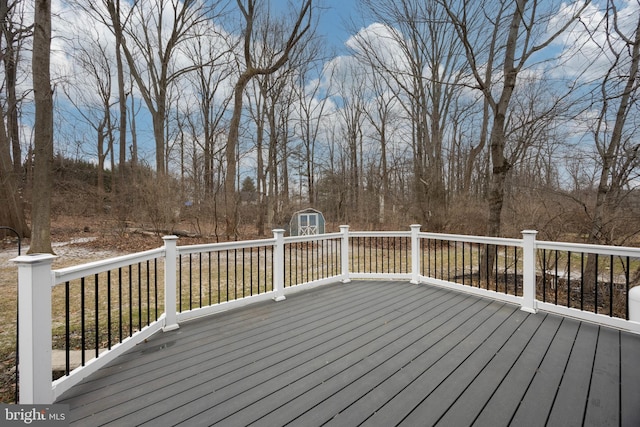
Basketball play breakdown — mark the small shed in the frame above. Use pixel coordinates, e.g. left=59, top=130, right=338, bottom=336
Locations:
left=289, top=208, right=325, bottom=236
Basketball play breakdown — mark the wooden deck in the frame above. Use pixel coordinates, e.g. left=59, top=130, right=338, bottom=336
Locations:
left=56, top=280, right=640, bottom=426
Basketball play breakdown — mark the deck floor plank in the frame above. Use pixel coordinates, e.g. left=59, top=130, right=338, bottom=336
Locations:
left=61, top=282, right=400, bottom=414
left=144, top=284, right=448, bottom=426
left=621, top=331, right=640, bottom=427
left=497, top=317, right=581, bottom=427
left=64, top=282, right=427, bottom=425
left=545, top=321, right=599, bottom=426
left=53, top=280, right=640, bottom=427
left=436, top=313, right=563, bottom=427
left=251, top=296, right=492, bottom=427
left=354, top=305, right=530, bottom=426
left=293, top=298, right=504, bottom=427
left=391, top=310, right=544, bottom=427
left=202, top=293, right=484, bottom=426
left=584, top=326, right=620, bottom=426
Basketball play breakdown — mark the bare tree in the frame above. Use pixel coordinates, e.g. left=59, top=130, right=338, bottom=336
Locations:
left=29, top=0, right=53, bottom=253
left=104, top=0, right=128, bottom=187
left=353, top=0, right=468, bottom=229
left=183, top=34, right=233, bottom=199
left=439, top=0, right=590, bottom=236
left=96, top=0, right=226, bottom=176
left=587, top=1, right=640, bottom=246
left=0, top=102, right=29, bottom=237
left=292, top=50, right=331, bottom=208
left=331, top=61, right=366, bottom=220
left=0, top=0, right=30, bottom=237
left=62, top=32, right=117, bottom=206
left=224, top=0, right=313, bottom=238
left=1, top=0, right=30, bottom=173
left=361, top=67, right=400, bottom=224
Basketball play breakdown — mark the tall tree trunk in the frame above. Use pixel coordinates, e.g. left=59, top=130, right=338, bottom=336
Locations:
left=109, top=0, right=128, bottom=180
left=29, top=0, right=53, bottom=254
left=585, top=7, right=640, bottom=293
left=255, top=108, right=266, bottom=236
left=480, top=0, right=525, bottom=282
left=224, top=75, right=250, bottom=239
left=0, top=103, right=29, bottom=237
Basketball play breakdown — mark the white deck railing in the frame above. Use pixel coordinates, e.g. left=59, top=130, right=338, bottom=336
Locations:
left=12, top=225, right=640, bottom=403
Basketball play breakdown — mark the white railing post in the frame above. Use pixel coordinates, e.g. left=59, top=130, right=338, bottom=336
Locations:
left=630, top=286, right=640, bottom=322
left=12, top=253, right=57, bottom=404
left=411, top=224, right=421, bottom=284
left=340, top=225, right=351, bottom=283
left=163, top=235, right=179, bottom=331
left=521, top=230, right=538, bottom=314
left=273, top=229, right=286, bottom=301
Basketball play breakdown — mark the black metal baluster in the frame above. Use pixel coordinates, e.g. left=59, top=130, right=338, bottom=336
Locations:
left=146, top=260, right=150, bottom=326
left=321, top=239, right=325, bottom=279
left=503, top=246, right=508, bottom=294
left=461, top=242, right=465, bottom=286
left=217, top=251, right=221, bottom=303
left=338, top=238, right=341, bottom=277
left=234, top=249, right=238, bottom=300
left=392, top=237, right=396, bottom=273
left=447, top=241, right=451, bottom=282
left=580, top=253, right=584, bottom=311
left=189, top=254, right=193, bottom=310
left=594, top=254, right=599, bottom=314
left=128, top=265, right=133, bottom=337
left=554, top=251, right=559, bottom=305
left=118, top=267, right=123, bottom=344
left=306, top=241, right=310, bottom=283
left=251, top=248, right=254, bottom=295
left=514, top=246, right=518, bottom=296
left=107, top=271, right=112, bottom=350
left=137, top=263, right=142, bottom=332
left=481, top=244, right=485, bottom=288
left=154, top=259, right=158, bottom=321
left=567, top=252, right=571, bottom=308
left=286, top=244, right=290, bottom=287
left=542, top=250, right=547, bottom=302
left=264, top=246, right=275, bottom=291
left=95, top=273, right=99, bottom=359
left=65, top=281, right=70, bottom=375
left=199, top=253, right=203, bottom=307
left=81, top=277, right=85, bottom=366
left=365, top=237, right=374, bottom=273
left=625, top=256, right=630, bottom=320
left=609, top=255, right=614, bottom=317
left=208, top=252, right=212, bottom=306
left=400, top=237, right=408, bottom=273
left=179, top=255, right=183, bottom=311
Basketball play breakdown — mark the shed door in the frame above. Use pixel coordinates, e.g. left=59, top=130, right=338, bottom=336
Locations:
left=299, top=213, right=318, bottom=235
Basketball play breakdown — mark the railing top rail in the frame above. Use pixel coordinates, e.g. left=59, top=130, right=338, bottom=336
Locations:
left=419, top=232, right=522, bottom=247
left=177, top=237, right=276, bottom=255
left=536, top=240, right=640, bottom=257
left=53, top=247, right=165, bottom=285
left=284, top=232, right=342, bottom=244
left=349, top=230, right=412, bottom=238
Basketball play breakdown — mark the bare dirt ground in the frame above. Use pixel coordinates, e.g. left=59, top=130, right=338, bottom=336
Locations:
left=0, top=216, right=175, bottom=403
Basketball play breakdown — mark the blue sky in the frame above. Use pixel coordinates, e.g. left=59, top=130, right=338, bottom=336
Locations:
left=316, top=0, right=358, bottom=53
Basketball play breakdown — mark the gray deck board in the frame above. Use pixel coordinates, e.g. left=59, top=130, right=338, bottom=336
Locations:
left=437, top=314, right=563, bottom=427
left=55, top=280, right=640, bottom=427
left=492, top=317, right=581, bottom=427
left=621, top=331, right=640, bottom=427
left=546, top=321, right=599, bottom=426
